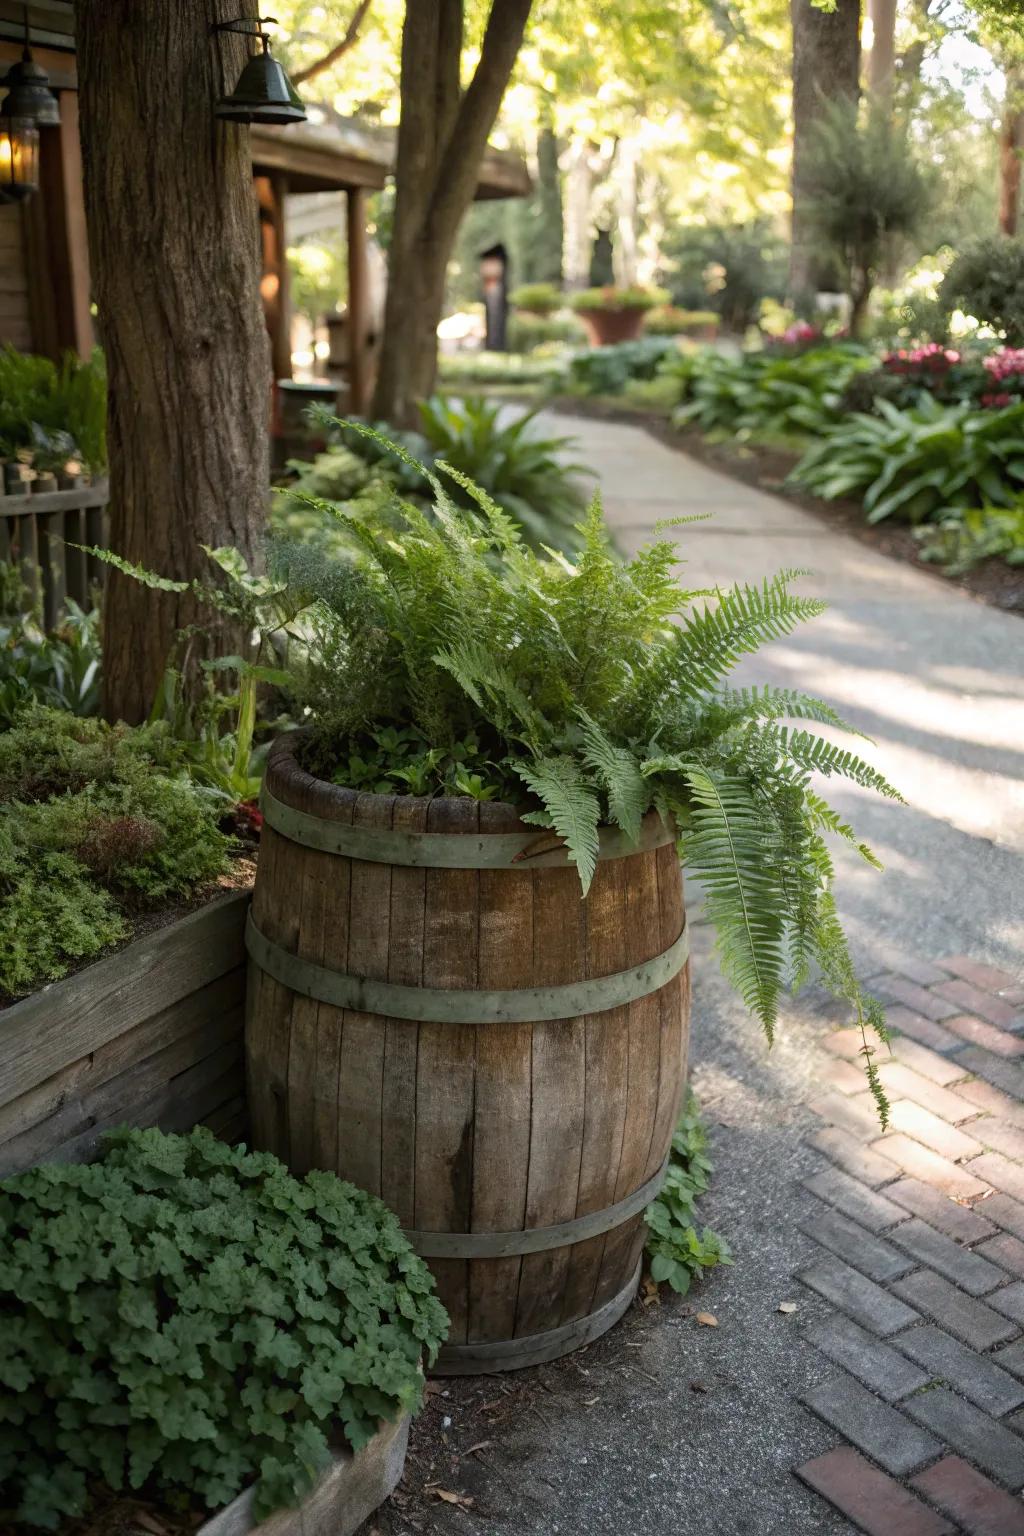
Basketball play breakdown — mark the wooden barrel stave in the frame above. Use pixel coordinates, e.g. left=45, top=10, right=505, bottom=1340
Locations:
left=245, top=735, right=690, bottom=1372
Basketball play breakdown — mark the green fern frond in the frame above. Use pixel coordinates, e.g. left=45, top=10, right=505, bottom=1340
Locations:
left=67, top=544, right=189, bottom=592
left=805, top=789, right=883, bottom=868
left=681, top=765, right=787, bottom=1038
left=512, top=755, right=602, bottom=894
left=578, top=713, right=651, bottom=843
left=669, top=576, right=827, bottom=698
left=715, top=685, right=863, bottom=734
left=777, top=729, right=904, bottom=800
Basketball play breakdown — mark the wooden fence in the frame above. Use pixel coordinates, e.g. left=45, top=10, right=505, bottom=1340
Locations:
left=0, top=480, right=109, bottom=627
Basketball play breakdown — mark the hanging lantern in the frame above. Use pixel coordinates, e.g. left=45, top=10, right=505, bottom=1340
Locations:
left=212, top=17, right=306, bottom=126
left=0, top=112, right=38, bottom=202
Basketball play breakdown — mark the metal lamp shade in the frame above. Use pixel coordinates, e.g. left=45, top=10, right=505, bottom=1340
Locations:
left=216, top=41, right=306, bottom=126
left=0, top=115, right=39, bottom=202
left=0, top=52, right=60, bottom=128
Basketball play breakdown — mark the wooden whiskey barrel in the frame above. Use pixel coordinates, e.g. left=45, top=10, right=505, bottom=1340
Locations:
left=245, top=734, right=690, bottom=1374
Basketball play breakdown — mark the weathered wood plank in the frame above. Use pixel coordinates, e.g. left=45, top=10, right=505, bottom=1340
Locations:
left=469, top=803, right=534, bottom=1343
left=380, top=796, right=428, bottom=1225
left=0, top=889, right=249, bottom=1109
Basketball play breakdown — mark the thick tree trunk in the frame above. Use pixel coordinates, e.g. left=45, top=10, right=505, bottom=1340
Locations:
left=563, top=137, right=597, bottom=290
left=789, top=0, right=861, bottom=305
left=534, top=113, right=564, bottom=286
left=1000, top=64, right=1024, bottom=236
left=75, top=0, right=270, bottom=724
left=372, top=0, right=533, bottom=425
left=613, top=135, right=640, bottom=288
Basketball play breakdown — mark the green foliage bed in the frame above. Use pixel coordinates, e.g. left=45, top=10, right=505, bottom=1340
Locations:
left=0, top=1126, right=447, bottom=1529
left=0, top=709, right=231, bottom=997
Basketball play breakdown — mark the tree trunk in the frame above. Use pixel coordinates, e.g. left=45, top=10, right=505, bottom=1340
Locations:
left=867, top=0, right=897, bottom=103
left=75, top=0, right=270, bottom=725
left=533, top=110, right=563, bottom=285
left=372, top=0, right=533, bottom=425
left=789, top=0, right=861, bottom=305
left=613, top=135, right=640, bottom=288
left=563, top=136, right=597, bottom=291
left=1000, top=63, right=1024, bottom=236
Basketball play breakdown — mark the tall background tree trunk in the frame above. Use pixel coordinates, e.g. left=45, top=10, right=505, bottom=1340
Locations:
left=789, top=0, right=861, bottom=305
left=563, top=137, right=597, bottom=290
left=1000, top=62, right=1024, bottom=236
left=867, top=0, right=897, bottom=103
left=75, top=0, right=270, bottom=724
left=613, top=135, right=640, bottom=288
left=533, top=109, right=564, bottom=284
left=372, top=0, right=532, bottom=424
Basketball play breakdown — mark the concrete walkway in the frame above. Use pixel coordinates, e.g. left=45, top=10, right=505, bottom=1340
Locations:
left=375, top=417, right=1024, bottom=1536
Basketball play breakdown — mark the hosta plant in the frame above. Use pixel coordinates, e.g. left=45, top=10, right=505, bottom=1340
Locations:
left=272, top=424, right=900, bottom=1116
left=0, top=1126, right=447, bottom=1530
left=790, top=397, right=1024, bottom=523
left=671, top=344, right=873, bottom=441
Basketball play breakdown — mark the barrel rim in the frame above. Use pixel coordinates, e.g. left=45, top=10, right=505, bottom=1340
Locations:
left=265, top=728, right=672, bottom=844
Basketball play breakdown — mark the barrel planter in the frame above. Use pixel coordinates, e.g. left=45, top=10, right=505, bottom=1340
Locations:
left=245, top=735, right=691, bottom=1374
left=577, top=306, right=648, bottom=347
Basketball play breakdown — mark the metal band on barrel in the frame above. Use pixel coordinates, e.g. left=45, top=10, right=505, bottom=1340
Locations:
left=245, top=914, right=689, bottom=1025
left=260, top=784, right=675, bottom=869
left=404, top=1156, right=668, bottom=1259
left=433, top=1261, right=642, bottom=1374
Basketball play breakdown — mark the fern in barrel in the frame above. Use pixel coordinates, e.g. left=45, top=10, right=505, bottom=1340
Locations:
left=273, top=425, right=900, bottom=1122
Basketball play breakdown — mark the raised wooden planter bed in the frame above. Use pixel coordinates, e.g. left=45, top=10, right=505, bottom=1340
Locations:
left=0, top=478, right=109, bottom=628
left=198, top=1414, right=409, bottom=1536
left=245, top=735, right=690, bottom=1374
left=0, top=889, right=250, bottom=1178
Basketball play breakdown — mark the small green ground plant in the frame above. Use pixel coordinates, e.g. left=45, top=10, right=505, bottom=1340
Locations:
left=0, top=1126, right=447, bottom=1529
left=0, top=345, right=107, bottom=474
left=568, top=337, right=680, bottom=397
left=0, top=565, right=101, bottom=725
left=645, top=1095, right=731, bottom=1295
left=570, top=285, right=668, bottom=312
left=671, top=344, right=874, bottom=442
left=917, top=501, right=1024, bottom=573
left=0, top=709, right=231, bottom=996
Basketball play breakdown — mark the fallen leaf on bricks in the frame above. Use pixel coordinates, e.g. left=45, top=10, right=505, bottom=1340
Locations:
left=695, top=1312, right=718, bottom=1327
left=435, top=1489, right=475, bottom=1508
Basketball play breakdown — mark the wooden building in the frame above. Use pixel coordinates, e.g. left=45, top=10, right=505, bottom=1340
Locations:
left=0, top=1, right=529, bottom=411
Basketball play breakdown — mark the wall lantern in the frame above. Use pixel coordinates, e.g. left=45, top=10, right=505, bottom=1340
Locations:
left=0, top=7, right=59, bottom=204
left=212, top=16, right=307, bottom=126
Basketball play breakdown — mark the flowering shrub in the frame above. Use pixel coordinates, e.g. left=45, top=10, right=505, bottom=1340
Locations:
left=882, top=343, right=961, bottom=375
left=980, top=348, right=1024, bottom=407
left=773, top=321, right=824, bottom=352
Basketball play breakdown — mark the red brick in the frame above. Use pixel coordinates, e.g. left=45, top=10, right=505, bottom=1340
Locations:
left=966, top=1152, right=1024, bottom=1204
left=824, top=1027, right=869, bottom=1061
left=984, top=1193, right=1024, bottom=1242
left=974, top=1231, right=1024, bottom=1278
left=872, top=1135, right=992, bottom=1200
left=887, top=1177, right=998, bottom=1242
left=828, top=1057, right=875, bottom=1094
left=956, top=1077, right=1024, bottom=1126
left=810, top=1126, right=898, bottom=1188
left=885, top=1004, right=966, bottom=1053
left=875, top=974, right=961, bottom=1020
left=911, top=1453, right=1024, bottom=1535
left=934, top=978, right=1020, bottom=1029
left=940, top=955, right=1020, bottom=995
left=872, top=953, right=952, bottom=988
left=877, top=1063, right=979, bottom=1124
left=809, top=1092, right=884, bottom=1138
left=975, top=1120, right=1024, bottom=1162
left=944, top=1014, right=1024, bottom=1058
left=797, top=1446, right=954, bottom=1535
left=1004, top=985, right=1024, bottom=1008
left=886, top=1100, right=985, bottom=1162
left=888, top=1038, right=971, bottom=1088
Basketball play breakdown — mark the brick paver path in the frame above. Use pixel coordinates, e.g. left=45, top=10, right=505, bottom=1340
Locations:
left=795, top=954, right=1024, bottom=1532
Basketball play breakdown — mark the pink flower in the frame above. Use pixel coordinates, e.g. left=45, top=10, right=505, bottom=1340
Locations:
left=882, top=342, right=960, bottom=375
left=983, top=348, right=1024, bottom=383
left=980, top=391, right=1014, bottom=409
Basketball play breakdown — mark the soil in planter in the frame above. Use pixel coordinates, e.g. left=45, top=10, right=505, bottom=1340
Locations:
left=0, top=1491, right=202, bottom=1536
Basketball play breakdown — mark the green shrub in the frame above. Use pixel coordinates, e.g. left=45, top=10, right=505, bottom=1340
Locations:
left=438, top=349, right=568, bottom=386
left=568, top=337, right=680, bottom=396
left=507, top=312, right=584, bottom=352
left=661, top=219, right=788, bottom=331
left=0, top=1126, right=447, bottom=1529
left=643, top=307, right=719, bottom=337
left=790, top=397, right=1024, bottom=523
left=270, top=428, right=899, bottom=1116
left=917, top=501, right=1024, bottom=573
left=508, top=281, right=563, bottom=313
left=672, top=344, right=873, bottom=440
left=0, top=709, right=231, bottom=995
left=940, top=236, right=1024, bottom=343
left=0, top=345, right=107, bottom=473
left=569, top=285, right=668, bottom=312
left=0, top=571, right=101, bottom=726
left=285, top=446, right=375, bottom=502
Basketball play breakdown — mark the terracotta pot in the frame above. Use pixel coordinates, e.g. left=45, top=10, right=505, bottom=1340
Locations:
left=577, top=306, right=647, bottom=346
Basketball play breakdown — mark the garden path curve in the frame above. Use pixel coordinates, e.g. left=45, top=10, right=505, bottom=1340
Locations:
left=375, top=415, right=1024, bottom=1536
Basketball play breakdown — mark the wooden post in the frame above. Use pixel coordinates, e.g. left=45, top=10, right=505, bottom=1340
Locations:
left=347, top=184, right=368, bottom=414
left=258, top=172, right=292, bottom=382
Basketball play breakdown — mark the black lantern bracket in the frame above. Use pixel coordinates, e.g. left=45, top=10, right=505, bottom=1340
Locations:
left=210, top=15, right=279, bottom=42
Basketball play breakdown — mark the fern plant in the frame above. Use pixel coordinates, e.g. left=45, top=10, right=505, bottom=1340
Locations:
left=267, top=423, right=899, bottom=1119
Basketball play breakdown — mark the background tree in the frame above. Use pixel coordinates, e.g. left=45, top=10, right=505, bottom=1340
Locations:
left=789, top=0, right=861, bottom=303
left=371, top=1, right=533, bottom=422
left=74, top=0, right=270, bottom=724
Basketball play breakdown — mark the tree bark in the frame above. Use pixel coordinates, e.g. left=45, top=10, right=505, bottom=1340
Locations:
left=867, top=0, right=897, bottom=104
left=75, top=0, right=270, bottom=725
left=372, top=0, right=533, bottom=424
left=533, top=111, right=563, bottom=285
left=613, top=135, right=640, bottom=288
left=563, top=136, right=598, bottom=290
left=1000, top=63, right=1024, bottom=236
left=789, top=0, right=861, bottom=305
